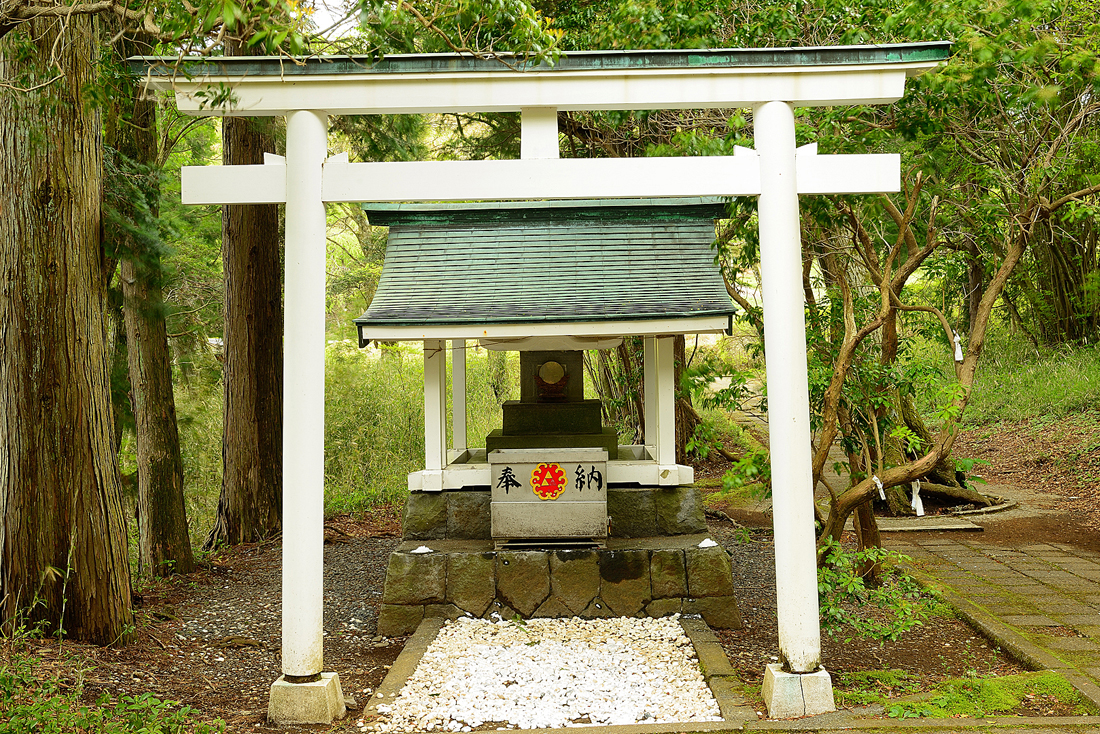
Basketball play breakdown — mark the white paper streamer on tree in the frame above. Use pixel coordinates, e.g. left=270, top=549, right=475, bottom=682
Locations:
left=873, top=475, right=885, bottom=500
left=911, top=479, right=925, bottom=517
left=953, top=332, right=964, bottom=362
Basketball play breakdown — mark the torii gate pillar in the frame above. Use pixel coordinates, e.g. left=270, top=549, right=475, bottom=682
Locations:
left=755, top=101, right=835, bottom=717
left=269, top=109, right=348, bottom=724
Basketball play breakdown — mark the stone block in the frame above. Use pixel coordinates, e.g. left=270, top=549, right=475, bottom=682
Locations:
left=599, top=549, right=651, bottom=617
left=693, top=639, right=735, bottom=678
left=403, top=492, right=448, bottom=540
left=447, top=552, right=496, bottom=617
left=645, top=598, right=682, bottom=619
left=650, top=549, right=688, bottom=598
left=607, top=488, right=658, bottom=538
left=581, top=597, right=614, bottom=619
left=686, top=545, right=735, bottom=597
left=762, top=664, right=834, bottom=719
left=425, top=603, right=464, bottom=621
left=533, top=596, right=575, bottom=619
left=502, top=399, right=602, bottom=434
left=382, top=552, right=446, bottom=605
left=550, top=550, right=600, bottom=614
left=802, top=669, right=836, bottom=716
left=497, top=551, right=550, bottom=617
left=376, top=604, right=424, bottom=637
left=655, top=486, right=707, bottom=535
left=447, top=491, right=491, bottom=539
left=269, top=672, right=346, bottom=725
left=684, top=596, right=743, bottom=630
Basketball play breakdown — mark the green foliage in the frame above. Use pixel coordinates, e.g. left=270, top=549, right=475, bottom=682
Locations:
left=172, top=365, right=225, bottom=549
left=720, top=450, right=771, bottom=498
left=913, top=328, right=1100, bottom=425
left=322, top=341, right=511, bottom=515
left=0, top=623, right=224, bottom=733
left=817, top=539, right=938, bottom=642
left=834, top=669, right=922, bottom=707
left=358, top=0, right=563, bottom=63
left=886, top=671, right=1095, bottom=718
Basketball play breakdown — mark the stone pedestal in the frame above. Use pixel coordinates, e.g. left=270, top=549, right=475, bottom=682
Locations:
left=376, top=535, right=742, bottom=636
left=268, top=672, right=346, bottom=724
left=762, top=663, right=834, bottom=719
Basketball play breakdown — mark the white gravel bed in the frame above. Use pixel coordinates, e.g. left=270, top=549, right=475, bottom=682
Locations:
left=368, top=615, right=722, bottom=732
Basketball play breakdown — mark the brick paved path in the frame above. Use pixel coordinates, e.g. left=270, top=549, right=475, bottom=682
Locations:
left=886, top=535, right=1100, bottom=710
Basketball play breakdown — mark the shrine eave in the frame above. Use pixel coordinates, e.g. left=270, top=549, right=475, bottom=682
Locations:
left=127, top=42, right=951, bottom=116
left=131, top=42, right=950, bottom=79
left=354, top=199, right=737, bottom=345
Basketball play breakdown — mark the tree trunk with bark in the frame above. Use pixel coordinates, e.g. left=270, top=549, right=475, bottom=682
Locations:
left=113, top=36, right=195, bottom=576
left=674, top=335, right=698, bottom=464
left=205, top=40, right=283, bottom=549
left=0, top=16, right=134, bottom=644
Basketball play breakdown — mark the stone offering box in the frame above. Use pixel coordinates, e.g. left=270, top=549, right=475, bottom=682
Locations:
left=489, top=448, right=608, bottom=546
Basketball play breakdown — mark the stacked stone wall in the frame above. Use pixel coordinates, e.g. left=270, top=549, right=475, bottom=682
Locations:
left=377, top=541, right=741, bottom=636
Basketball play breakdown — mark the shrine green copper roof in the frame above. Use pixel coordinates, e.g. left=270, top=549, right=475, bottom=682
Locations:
left=131, top=42, right=951, bottom=78
left=354, top=199, right=735, bottom=328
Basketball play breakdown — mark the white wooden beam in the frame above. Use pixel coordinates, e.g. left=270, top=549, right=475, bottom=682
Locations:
left=183, top=153, right=899, bottom=206
left=521, top=107, right=560, bottom=159
left=322, top=157, right=762, bottom=202
left=357, top=316, right=731, bottom=343
left=164, top=67, right=919, bottom=116
left=281, top=110, right=328, bottom=679
left=423, top=339, right=447, bottom=491
left=182, top=163, right=286, bottom=205
left=755, top=100, right=823, bottom=677
left=655, top=335, right=677, bottom=485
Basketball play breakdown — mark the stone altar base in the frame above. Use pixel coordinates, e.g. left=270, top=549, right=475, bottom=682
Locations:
left=402, top=485, right=708, bottom=541
left=376, top=534, right=743, bottom=636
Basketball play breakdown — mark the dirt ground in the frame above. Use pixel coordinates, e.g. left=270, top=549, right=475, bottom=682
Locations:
left=15, top=415, right=1099, bottom=731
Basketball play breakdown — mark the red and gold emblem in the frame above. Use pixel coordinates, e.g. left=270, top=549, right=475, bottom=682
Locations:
left=531, top=462, right=567, bottom=500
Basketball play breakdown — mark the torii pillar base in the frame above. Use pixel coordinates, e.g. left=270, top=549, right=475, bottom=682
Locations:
left=268, top=673, right=347, bottom=725
left=762, top=663, right=835, bottom=719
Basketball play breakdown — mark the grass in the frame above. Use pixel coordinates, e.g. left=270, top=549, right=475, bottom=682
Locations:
left=885, top=671, right=1096, bottom=719
left=0, top=624, right=224, bottom=733
left=834, top=669, right=923, bottom=707
left=322, top=339, right=515, bottom=517
left=910, top=326, right=1100, bottom=426
left=835, top=669, right=1096, bottom=718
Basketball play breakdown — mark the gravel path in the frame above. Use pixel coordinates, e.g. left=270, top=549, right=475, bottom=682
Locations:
left=372, top=617, right=721, bottom=732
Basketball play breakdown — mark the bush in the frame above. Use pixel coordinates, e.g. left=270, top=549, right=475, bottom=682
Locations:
left=817, top=538, right=938, bottom=642
left=0, top=623, right=224, bottom=733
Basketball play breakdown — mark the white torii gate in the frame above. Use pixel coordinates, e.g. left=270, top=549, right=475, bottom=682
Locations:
left=138, top=43, right=948, bottom=723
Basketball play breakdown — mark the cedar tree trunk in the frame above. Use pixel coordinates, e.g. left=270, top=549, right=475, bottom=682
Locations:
left=205, top=40, right=283, bottom=548
left=114, top=48, right=196, bottom=575
left=0, top=16, right=134, bottom=644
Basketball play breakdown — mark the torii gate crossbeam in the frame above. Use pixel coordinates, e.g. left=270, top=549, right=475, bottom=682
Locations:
left=134, top=42, right=949, bottom=724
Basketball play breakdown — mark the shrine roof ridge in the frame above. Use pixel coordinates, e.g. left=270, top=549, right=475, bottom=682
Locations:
left=129, top=42, right=951, bottom=78
left=362, top=198, right=729, bottom=226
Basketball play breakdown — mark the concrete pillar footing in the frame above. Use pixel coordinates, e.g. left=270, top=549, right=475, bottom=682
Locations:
left=268, top=671, right=347, bottom=725
left=762, top=663, right=835, bottom=719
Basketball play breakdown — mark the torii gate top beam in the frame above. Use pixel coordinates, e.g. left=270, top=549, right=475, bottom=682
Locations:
left=134, top=42, right=949, bottom=116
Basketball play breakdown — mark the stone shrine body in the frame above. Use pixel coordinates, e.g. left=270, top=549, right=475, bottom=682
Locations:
left=353, top=199, right=743, bottom=634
